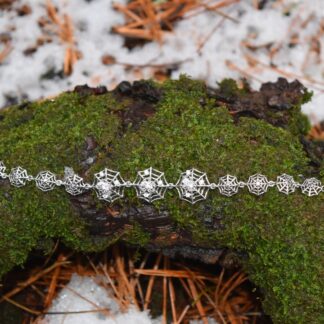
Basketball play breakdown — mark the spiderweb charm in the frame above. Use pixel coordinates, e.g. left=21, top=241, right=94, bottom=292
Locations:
left=176, top=168, right=210, bottom=204
left=94, top=168, right=125, bottom=202
left=301, top=178, right=322, bottom=197
left=276, top=174, right=296, bottom=195
left=218, top=175, right=239, bottom=196
left=62, top=167, right=87, bottom=196
left=247, top=174, right=269, bottom=196
left=64, top=174, right=86, bottom=196
left=135, top=167, right=168, bottom=202
left=35, top=171, right=57, bottom=192
left=0, top=161, right=6, bottom=178
left=9, top=167, right=29, bottom=187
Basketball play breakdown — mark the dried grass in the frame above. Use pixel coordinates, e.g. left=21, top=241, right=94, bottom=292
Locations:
left=0, top=41, right=12, bottom=64
left=0, top=243, right=261, bottom=324
left=112, top=0, right=239, bottom=43
left=29, top=0, right=81, bottom=75
left=309, top=122, right=324, bottom=140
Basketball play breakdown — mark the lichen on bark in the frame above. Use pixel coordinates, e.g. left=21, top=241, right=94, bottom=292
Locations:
left=0, top=76, right=323, bottom=323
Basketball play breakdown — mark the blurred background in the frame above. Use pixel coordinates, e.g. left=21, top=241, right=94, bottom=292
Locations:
left=0, top=0, right=323, bottom=123
left=0, top=1, right=323, bottom=323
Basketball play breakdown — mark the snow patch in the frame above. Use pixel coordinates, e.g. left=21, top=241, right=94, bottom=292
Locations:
left=39, top=274, right=156, bottom=324
left=0, top=0, right=323, bottom=122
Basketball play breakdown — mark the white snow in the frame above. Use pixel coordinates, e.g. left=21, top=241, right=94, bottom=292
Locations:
left=39, top=274, right=156, bottom=324
left=39, top=273, right=218, bottom=324
left=0, top=0, right=323, bottom=123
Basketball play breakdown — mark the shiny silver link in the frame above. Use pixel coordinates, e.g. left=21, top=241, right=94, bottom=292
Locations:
left=124, top=180, right=135, bottom=187
left=157, top=182, right=176, bottom=189
left=238, top=181, right=246, bottom=188
left=83, top=183, right=93, bottom=190
left=55, top=180, right=64, bottom=186
left=0, top=161, right=322, bottom=203
left=209, top=183, right=218, bottom=189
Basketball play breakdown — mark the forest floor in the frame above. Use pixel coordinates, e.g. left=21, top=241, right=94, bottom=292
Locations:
left=0, top=0, right=324, bottom=123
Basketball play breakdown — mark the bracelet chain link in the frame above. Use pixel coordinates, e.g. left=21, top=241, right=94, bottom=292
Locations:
left=0, top=162, right=322, bottom=204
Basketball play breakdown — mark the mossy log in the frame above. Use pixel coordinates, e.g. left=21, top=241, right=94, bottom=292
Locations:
left=0, top=76, right=323, bottom=323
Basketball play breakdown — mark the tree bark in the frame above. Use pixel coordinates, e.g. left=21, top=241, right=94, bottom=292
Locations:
left=0, top=77, right=323, bottom=323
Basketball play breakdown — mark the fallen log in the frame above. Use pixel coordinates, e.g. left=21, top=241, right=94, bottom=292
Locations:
left=0, top=76, right=323, bottom=323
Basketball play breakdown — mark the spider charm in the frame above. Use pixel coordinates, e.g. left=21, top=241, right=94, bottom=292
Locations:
left=94, top=168, right=125, bottom=202
left=135, top=167, right=168, bottom=202
left=64, top=174, right=87, bottom=196
left=301, top=178, right=322, bottom=197
left=247, top=174, right=269, bottom=196
left=9, top=167, right=30, bottom=187
left=35, top=171, right=57, bottom=192
left=276, top=174, right=297, bottom=195
left=177, top=168, right=210, bottom=204
left=218, top=175, right=239, bottom=196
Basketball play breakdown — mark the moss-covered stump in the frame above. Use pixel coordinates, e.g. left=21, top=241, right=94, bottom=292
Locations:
left=0, top=76, right=323, bottom=323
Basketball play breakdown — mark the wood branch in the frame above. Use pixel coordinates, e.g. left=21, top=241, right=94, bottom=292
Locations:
left=0, top=77, right=323, bottom=323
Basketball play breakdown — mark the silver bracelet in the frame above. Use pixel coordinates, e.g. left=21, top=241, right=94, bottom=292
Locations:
left=0, top=161, right=322, bottom=204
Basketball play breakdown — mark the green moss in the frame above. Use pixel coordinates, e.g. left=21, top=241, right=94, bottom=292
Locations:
left=123, top=222, right=151, bottom=247
left=301, top=88, right=314, bottom=104
left=287, top=86, right=312, bottom=136
left=216, top=77, right=312, bottom=137
left=0, top=77, right=322, bottom=323
left=288, top=90, right=313, bottom=136
left=105, top=78, right=322, bottom=323
left=217, top=78, right=248, bottom=97
left=0, top=92, right=121, bottom=275
left=287, top=109, right=311, bottom=136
